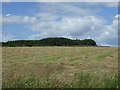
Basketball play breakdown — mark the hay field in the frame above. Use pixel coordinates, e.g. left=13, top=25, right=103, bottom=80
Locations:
left=2, top=47, right=118, bottom=88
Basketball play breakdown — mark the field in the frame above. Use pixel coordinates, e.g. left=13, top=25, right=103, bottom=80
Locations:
left=2, top=46, right=119, bottom=88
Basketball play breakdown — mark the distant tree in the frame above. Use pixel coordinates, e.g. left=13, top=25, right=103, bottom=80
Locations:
left=2, top=37, right=97, bottom=47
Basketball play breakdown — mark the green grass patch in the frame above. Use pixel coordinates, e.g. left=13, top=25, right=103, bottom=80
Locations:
left=95, top=49, right=117, bottom=60
left=47, top=57, right=61, bottom=61
left=69, top=57, right=82, bottom=61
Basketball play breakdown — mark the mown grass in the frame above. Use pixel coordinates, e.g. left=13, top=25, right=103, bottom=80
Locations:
left=95, top=49, right=117, bottom=60
left=2, top=47, right=118, bottom=88
left=2, top=73, right=119, bottom=88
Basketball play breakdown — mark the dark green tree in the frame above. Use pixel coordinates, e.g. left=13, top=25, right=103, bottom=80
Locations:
left=2, top=37, right=97, bottom=47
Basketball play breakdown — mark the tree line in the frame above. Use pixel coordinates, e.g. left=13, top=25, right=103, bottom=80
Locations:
left=2, top=37, right=97, bottom=47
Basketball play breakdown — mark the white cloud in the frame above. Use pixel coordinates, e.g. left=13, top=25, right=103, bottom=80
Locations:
left=104, top=2, right=118, bottom=7
left=2, top=33, right=15, bottom=42
left=27, top=34, right=41, bottom=40
left=37, top=3, right=100, bottom=18
left=6, top=14, right=11, bottom=17
left=82, top=2, right=118, bottom=7
left=27, top=14, right=118, bottom=46
left=2, top=0, right=12, bottom=2
left=2, top=15, right=37, bottom=25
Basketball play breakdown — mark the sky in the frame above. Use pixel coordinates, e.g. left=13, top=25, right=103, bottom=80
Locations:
left=1, top=2, right=119, bottom=47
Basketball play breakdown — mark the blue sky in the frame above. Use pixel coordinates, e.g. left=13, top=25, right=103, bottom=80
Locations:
left=2, top=2, right=118, bottom=46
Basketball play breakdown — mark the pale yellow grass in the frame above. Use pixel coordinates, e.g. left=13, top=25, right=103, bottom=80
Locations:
left=2, top=46, right=118, bottom=88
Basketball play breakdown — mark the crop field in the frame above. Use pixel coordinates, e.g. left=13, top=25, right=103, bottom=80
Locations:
left=2, top=47, right=119, bottom=88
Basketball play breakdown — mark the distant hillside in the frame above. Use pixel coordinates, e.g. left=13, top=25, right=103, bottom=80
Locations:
left=2, top=37, right=97, bottom=47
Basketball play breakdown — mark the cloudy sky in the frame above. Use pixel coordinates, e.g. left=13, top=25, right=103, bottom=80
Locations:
left=2, top=2, right=118, bottom=47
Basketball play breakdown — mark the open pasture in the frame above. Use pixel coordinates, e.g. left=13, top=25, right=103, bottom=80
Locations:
left=2, top=47, right=118, bottom=88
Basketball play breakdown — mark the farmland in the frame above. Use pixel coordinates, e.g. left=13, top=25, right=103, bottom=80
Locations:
left=2, top=46, right=118, bottom=88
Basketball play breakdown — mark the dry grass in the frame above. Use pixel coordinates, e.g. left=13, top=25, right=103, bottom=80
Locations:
left=2, top=46, right=118, bottom=88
